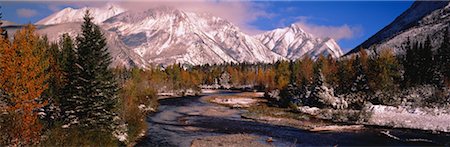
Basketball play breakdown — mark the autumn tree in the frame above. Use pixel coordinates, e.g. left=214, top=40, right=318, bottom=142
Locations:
left=369, top=49, right=400, bottom=91
left=351, top=55, right=370, bottom=93
left=336, top=56, right=355, bottom=94
left=0, top=25, right=49, bottom=145
left=275, top=60, right=290, bottom=89
left=298, top=55, right=314, bottom=87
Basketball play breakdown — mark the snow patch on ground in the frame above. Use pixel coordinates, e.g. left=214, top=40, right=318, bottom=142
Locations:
left=212, top=98, right=258, bottom=108
left=201, top=89, right=219, bottom=94
left=363, top=105, right=450, bottom=132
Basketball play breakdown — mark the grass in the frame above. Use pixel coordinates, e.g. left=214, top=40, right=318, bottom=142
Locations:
left=40, top=127, right=119, bottom=147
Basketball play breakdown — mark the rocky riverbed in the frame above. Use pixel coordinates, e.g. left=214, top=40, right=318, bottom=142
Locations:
left=136, top=91, right=450, bottom=147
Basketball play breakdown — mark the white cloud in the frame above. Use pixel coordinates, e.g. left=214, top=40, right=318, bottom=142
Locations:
left=295, top=18, right=362, bottom=41
left=17, top=8, right=38, bottom=18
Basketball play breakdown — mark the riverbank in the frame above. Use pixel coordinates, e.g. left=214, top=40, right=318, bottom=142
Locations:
left=207, top=92, right=367, bottom=132
left=207, top=91, right=450, bottom=134
left=138, top=91, right=450, bottom=146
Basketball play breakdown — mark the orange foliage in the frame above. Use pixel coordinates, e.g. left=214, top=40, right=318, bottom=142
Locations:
left=0, top=25, right=49, bottom=145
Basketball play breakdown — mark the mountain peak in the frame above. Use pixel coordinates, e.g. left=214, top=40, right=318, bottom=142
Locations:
left=288, top=23, right=306, bottom=33
left=255, top=24, right=343, bottom=59
left=36, top=4, right=126, bottom=25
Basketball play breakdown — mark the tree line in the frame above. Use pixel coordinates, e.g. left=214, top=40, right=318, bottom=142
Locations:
left=0, top=11, right=145, bottom=146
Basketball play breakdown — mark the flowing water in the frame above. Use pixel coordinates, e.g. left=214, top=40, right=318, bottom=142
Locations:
left=137, top=91, right=450, bottom=147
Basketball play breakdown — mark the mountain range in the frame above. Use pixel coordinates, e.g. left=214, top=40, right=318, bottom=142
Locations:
left=4, top=4, right=343, bottom=67
left=4, top=1, right=448, bottom=67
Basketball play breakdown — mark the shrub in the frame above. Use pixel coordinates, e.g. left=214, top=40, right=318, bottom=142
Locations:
left=40, top=127, right=118, bottom=146
left=117, top=69, right=158, bottom=144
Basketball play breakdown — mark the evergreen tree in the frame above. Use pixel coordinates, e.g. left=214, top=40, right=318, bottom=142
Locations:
left=336, top=57, right=354, bottom=94
left=67, top=11, right=118, bottom=130
left=308, top=66, right=327, bottom=107
left=434, top=28, right=450, bottom=87
left=59, top=33, right=79, bottom=124
left=403, top=37, right=434, bottom=86
left=351, top=56, right=370, bottom=93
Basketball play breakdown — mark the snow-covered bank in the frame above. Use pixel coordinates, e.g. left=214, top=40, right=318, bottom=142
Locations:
left=362, top=105, right=450, bottom=132
left=212, top=98, right=258, bottom=108
left=295, top=104, right=450, bottom=133
left=206, top=92, right=265, bottom=108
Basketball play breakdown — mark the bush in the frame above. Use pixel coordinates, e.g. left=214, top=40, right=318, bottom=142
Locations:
left=116, top=70, right=158, bottom=144
left=0, top=112, right=14, bottom=146
left=40, top=127, right=118, bottom=146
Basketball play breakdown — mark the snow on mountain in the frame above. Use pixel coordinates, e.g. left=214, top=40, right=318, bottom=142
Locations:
left=348, top=1, right=450, bottom=55
left=36, top=4, right=126, bottom=25
left=255, top=24, right=343, bottom=59
left=38, top=23, right=149, bottom=68
left=35, top=5, right=344, bottom=66
left=1, top=20, right=18, bottom=26
left=102, top=7, right=284, bottom=66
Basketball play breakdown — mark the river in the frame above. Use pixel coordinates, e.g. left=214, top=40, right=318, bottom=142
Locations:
left=136, top=91, right=450, bottom=147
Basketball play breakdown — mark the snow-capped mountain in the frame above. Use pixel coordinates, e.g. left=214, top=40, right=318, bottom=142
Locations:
left=0, top=20, right=17, bottom=26
left=102, top=7, right=284, bottom=65
left=39, top=23, right=149, bottom=68
left=255, top=24, right=343, bottom=59
left=36, top=4, right=125, bottom=25
left=34, top=4, right=344, bottom=66
left=348, top=1, right=450, bottom=55
left=1, top=23, right=149, bottom=68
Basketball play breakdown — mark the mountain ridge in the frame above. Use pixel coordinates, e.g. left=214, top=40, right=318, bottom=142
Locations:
left=32, top=4, right=344, bottom=67
left=347, top=1, right=450, bottom=55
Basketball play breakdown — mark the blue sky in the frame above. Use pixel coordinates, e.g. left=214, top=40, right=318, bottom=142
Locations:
left=0, top=1, right=413, bottom=53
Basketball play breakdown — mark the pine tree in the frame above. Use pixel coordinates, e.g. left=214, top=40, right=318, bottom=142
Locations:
left=59, top=33, right=79, bottom=124
left=403, top=37, right=434, bottom=86
left=434, top=28, right=450, bottom=87
left=351, top=56, right=370, bottom=93
left=336, top=56, right=355, bottom=94
left=309, top=66, right=326, bottom=107
left=68, top=11, right=118, bottom=130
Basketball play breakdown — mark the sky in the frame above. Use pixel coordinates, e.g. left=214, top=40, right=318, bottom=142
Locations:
left=0, top=1, right=414, bottom=53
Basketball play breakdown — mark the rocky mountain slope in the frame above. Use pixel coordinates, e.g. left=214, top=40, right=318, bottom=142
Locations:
left=348, top=1, right=450, bottom=55
left=31, top=4, right=344, bottom=66
left=36, top=4, right=126, bottom=25
left=1, top=23, right=149, bottom=68
left=102, top=7, right=284, bottom=65
left=255, top=24, right=343, bottom=59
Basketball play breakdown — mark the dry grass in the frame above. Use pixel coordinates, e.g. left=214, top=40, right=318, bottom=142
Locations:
left=39, top=127, right=118, bottom=147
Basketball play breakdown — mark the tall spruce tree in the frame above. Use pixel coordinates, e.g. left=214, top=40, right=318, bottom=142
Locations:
left=59, top=33, right=79, bottom=124
left=67, top=11, right=118, bottom=130
left=351, top=56, right=370, bottom=93
left=434, top=28, right=450, bottom=86
left=404, top=37, right=434, bottom=86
